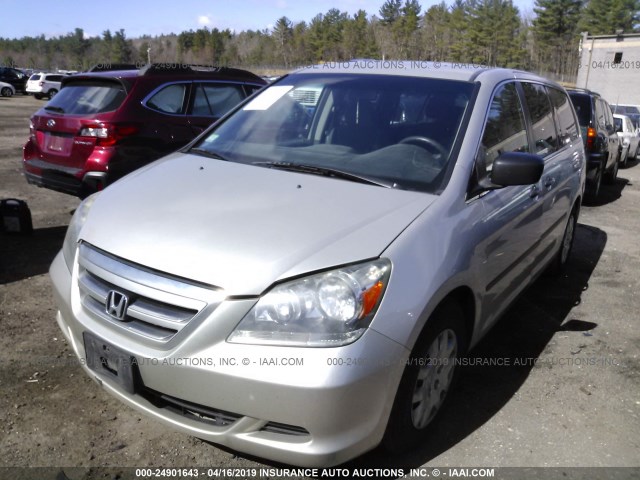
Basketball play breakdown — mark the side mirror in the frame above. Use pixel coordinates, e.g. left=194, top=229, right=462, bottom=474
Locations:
left=491, top=152, right=544, bottom=187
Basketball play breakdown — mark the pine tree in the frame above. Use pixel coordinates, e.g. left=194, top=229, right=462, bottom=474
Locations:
left=532, top=0, right=582, bottom=76
left=422, top=2, right=451, bottom=61
left=579, top=0, right=640, bottom=34
left=466, top=0, right=526, bottom=67
left=273, top=17, right=293, bottom=67
left=379, top=0, right=403, bottom=25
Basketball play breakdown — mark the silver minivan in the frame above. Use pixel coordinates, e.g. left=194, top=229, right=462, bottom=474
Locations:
left=50, top=62, right=585, bottom=466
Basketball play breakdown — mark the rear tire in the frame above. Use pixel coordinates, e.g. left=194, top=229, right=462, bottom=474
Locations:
left=0, top=87, right=13, bottom=97
left=34, top=93, right=43, bottom=100
left=584, top=160, right=603, bottom=203
left=382, top=301, right=467, bottom=452
left=604, top=154, right=618, bottom=185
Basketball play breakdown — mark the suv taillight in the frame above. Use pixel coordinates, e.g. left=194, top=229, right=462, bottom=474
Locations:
left=78, top=123, right=139, bottom=147
left=39, top=81, right=44, bottom=86
left=586, top=127, right=596, bottom=151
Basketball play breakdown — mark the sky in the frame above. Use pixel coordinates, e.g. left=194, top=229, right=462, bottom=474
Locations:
left=0, top=0, right=534, bottom=40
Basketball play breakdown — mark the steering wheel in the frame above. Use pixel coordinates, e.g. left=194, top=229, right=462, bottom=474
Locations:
left=399, top=136, right=449, bottom=160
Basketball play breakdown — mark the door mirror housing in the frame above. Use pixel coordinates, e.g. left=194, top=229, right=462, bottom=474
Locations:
left=490, top=152, right=544, bottom=187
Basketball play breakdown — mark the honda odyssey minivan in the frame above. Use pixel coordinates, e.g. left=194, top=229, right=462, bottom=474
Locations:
left=50, top=62, right=585, bottom=466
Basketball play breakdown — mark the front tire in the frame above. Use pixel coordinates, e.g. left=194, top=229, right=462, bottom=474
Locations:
left=383, top=301, right=467, bottom=452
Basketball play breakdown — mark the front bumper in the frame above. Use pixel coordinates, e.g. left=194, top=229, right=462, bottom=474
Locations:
left=50, top=251, right=408, bottom=466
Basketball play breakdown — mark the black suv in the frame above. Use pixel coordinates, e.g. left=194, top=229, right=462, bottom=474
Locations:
left=0, top=67, right=28, bottom=93
left=567, top=88, right=621, bottom=201
left=23, top=64, right=266, bottom=197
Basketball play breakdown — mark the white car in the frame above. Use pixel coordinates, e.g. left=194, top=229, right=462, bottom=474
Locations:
left=26, top=72, right=63, bottom=99
left=614, top=113, right=640, bottom=167
left=0, top=81, right=15, bottom=97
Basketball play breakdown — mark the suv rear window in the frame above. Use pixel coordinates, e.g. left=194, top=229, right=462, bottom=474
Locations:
left=30, top=74, right=41, bottom=81
left=45, top=82, right=126, bottom=114
left=569, top=94, right=591, bottom=127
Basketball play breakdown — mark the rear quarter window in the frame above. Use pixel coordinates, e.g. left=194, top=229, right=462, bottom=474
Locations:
left=145, top=83, right=188, bottom=114
left=46, top=82, right=127, bottom=114
left=569, top=94, right=592, bottom=127
left=549, top=88, right=579, bottom=146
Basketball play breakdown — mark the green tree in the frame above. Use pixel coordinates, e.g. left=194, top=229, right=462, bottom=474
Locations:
left=421, top=2, right=451, bottom=60
left=466, top=0, right=526, bottom=67
left=65, top=28, right=90, bottom=69
left=445, top=0, right=474, bottom=62
left=579, top=0, right=640, bottom=34
left=379, top=0, right=403, bottom=25
left=101, top=30, right=113, bottom=62
left=272, top=16, right=293, bottom=66
left=343, top=10, right=378, bottom=58
left=111, top=29, right=133, bottom=63
left=532, top=0, right=582, bottom=76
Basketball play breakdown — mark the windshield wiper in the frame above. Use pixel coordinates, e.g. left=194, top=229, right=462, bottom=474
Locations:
left=44, top=105, right=65, bottom=113
left=189, top=147, right=229, bottom=162
left=254, top=161, right=397, bottom=189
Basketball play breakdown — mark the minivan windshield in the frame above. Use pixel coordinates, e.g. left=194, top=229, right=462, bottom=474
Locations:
left=191, top=73, right=474, bottom=193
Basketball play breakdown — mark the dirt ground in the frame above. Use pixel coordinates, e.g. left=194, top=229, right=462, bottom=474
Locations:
left=0, top=94, right=639, bottom=479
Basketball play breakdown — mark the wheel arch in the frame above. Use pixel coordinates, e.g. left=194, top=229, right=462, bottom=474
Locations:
left=411, top=285, right=477, bottom=354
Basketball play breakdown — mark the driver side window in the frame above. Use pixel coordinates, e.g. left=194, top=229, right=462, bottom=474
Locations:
left=479, top=82, right=528, bottom=175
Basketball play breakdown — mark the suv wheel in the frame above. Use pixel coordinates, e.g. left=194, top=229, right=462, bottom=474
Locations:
left=585, top=160, right=603, bottom=203
left=620, top=150, right=631, bottom=168
left=604, top=154, right=619, bottom=185
left=383, top=301, right=466, bottom=452
left=48, top=89, right=58, bottom=99
left=0, top=86, right=13, bottom=97
left=34, top=93, right=43, bottom=100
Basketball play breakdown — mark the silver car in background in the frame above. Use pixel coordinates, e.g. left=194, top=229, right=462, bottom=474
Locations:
left=50, top=62, right=586, bottom=466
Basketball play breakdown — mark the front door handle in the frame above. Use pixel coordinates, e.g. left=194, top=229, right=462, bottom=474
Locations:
left=530, top=184, right=540, bottom=198
left=543, top=176, right=555, bottom=190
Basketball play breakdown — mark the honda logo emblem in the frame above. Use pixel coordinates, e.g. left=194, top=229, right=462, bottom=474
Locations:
left=105, top=290, right=129, bottom=321
left=47, top=119, right=56, bottom=128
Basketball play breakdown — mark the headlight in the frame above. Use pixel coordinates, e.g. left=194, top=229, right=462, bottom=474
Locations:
left=227, top=259, right=391, bottom=347
left=62, top=193, right=98, bottom=271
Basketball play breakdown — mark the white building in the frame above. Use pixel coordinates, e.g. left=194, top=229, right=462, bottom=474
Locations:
left=576, top=32, right=640, bottom=106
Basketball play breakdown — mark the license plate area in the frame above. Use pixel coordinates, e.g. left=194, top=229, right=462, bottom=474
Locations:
left=83, top=332, right=138, bottom=394
left=44, top=132, right=73, bottom=155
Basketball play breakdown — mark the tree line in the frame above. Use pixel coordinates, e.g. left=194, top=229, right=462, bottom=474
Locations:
left=1, top=0, right=638, bottom=82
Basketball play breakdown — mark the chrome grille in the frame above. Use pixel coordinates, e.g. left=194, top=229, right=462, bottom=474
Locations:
left=77, top=243, right=221, bottom=342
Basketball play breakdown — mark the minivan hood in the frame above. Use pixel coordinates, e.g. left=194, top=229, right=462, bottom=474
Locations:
left=80, top=153, right=436, bottom=295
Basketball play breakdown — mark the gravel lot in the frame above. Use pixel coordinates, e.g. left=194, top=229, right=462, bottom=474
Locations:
left=1, top=94, right=639, bottom=479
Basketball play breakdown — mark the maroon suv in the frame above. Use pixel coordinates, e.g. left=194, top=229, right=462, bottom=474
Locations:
left=23, top=64, right=266, bottom=197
